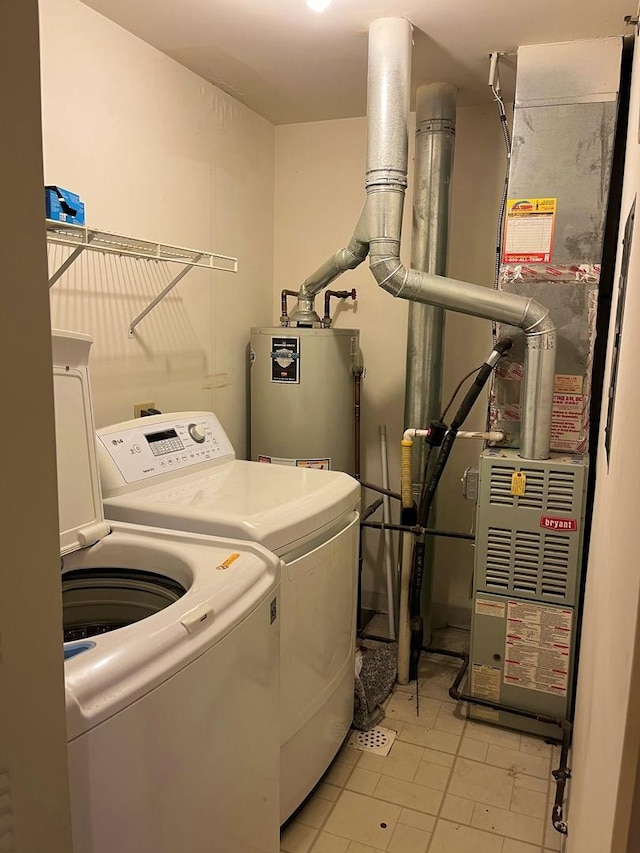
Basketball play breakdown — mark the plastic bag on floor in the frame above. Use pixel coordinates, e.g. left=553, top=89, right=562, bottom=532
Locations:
left=352, top=643, right=398, bottom=731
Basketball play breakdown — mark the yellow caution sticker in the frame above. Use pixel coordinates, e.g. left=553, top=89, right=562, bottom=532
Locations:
left=511, top=471, right=527, bottom=496
left=216, top=552, right=241, bottom=571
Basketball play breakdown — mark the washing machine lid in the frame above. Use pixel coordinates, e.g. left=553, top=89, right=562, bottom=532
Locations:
left=101, top=459, right=360, bottom=555
left=53, top=330, right=109, bottom=556
left=63, top=523, right=280, bottom=738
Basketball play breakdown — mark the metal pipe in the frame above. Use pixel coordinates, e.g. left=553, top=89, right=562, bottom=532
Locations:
left=359, top=480, right=402, bottom=502
left=322, top=288, right=356, bottom=328
left=379, top=426, right=396, bottom=639
left=293, top=16, right=556, bottom=460
left=405, top=83, right=456, bottom=491
left=353, top=366, right=363, bottom=478
left=369, top=241, right=556, bottom=460
left=362, top=521, right=474, bottom=541
left=280, top=289, right=298, bottom=326
left=362, top=498, right=384, bottom=521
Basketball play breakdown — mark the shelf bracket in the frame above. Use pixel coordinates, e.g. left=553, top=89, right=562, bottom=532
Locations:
left=46, top=220, right=237, bottom=336
left=128, top=255, right=202, bottom=338
left=48, top=231, right=96, bottom=287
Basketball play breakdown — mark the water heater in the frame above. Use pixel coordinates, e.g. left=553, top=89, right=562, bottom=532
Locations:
left=250, top=327, right=360, bottom=474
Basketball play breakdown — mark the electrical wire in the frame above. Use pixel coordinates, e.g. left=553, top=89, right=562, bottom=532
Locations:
left=440, top=365, right=483, bottom=421
left=488, top=53, right=513, bottom=432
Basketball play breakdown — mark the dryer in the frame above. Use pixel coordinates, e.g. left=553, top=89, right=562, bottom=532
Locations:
left=96, top=411, right=360, bottom=822
left=54, top=332, right=280, bottom=853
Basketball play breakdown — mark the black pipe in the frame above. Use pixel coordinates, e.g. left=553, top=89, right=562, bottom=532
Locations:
left=353, top=366, right=363, bottom=479
left=422, top=647, right=571, bottom=837
left=359, top=480, right=402, bottom=502
left=362, top=498, right=384, bottom=522
left=408, top=338, right=513, bottom=681
left=362, top=521, right=474, bottom=541
left=356, top=634, right=572, bottom=800
left=551, top=721, right=572, bottom=836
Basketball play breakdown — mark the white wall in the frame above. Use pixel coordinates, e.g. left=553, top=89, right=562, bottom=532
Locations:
left=274, top=105, right=504, bottom=625
left=0, top=1, right=73, bottom=849
left=40, top=0, right=275, bottom=456
left=567, top=30, right=640, bottom=853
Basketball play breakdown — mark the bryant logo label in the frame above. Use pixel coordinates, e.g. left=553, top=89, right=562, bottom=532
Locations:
left=540, top=515, right=577, bottom=531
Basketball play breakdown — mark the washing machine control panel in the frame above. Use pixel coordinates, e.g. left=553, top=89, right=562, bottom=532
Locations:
left=97, top=414, right=236, bottom=485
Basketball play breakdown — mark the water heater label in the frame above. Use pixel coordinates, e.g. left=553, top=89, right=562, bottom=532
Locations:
left=271, top=337, right=300, bottom=383
left=504, top=601, right=572, bottom=696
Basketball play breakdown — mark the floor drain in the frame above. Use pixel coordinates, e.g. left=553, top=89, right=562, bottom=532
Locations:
left=347, top=725, right=397, bottom=757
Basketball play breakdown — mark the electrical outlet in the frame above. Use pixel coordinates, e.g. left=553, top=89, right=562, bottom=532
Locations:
left=134, top=401, right=155, bottom=418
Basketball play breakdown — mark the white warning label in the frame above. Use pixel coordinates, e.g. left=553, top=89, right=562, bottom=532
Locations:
left=475, top=598, right=506, bottom=619
left=472, top=663, right=501, bottom=702
left=504, top=601, right=572, bottom=696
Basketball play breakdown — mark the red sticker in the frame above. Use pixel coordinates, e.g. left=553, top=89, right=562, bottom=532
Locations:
left=540, top=515, right=577, bottom=531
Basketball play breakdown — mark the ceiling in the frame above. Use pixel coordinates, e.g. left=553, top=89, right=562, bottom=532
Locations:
left=81, top=0, right=634, bottom=124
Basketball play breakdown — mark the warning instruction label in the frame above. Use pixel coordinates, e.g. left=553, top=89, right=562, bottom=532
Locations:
left=504, top=601, right=572, bottom=696
left=472, top=663, right=501, bottom=702
left=475, top=599, right=505, bottom=619
left=257, top=455, right=331, bottom=470
left=271, top=337, right=300, bottom=384
left=503, top=198, right=557, bottom=264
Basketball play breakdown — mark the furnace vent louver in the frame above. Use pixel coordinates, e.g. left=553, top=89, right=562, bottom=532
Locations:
left=484, top=526, right=570, bottom=601
left=477, top=451, right=587, bottom=608
left=489, top=464, right=577, bottom=513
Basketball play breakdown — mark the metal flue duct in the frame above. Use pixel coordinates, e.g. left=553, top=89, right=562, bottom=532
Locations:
left=294, top=17, right=556, bottom=460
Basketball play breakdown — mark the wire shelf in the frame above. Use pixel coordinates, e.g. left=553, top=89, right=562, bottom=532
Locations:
left=46, top=219, right=238, bottom=273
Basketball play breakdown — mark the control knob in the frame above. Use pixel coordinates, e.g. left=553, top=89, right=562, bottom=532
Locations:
left=188, top=423, right=207, bottom=443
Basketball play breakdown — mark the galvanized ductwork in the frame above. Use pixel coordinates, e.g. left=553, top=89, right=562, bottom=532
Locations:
left=405, top=82, right=456, bottom=491
left=294, top=16, right=556, bottom=460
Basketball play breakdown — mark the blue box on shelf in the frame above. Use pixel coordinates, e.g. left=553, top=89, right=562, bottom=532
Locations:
left=45, top=186, right=85, bottom=225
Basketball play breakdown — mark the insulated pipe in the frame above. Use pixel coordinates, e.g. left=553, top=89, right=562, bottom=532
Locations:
left=405, top=83, right=456, bottom=493
left=397, top=531, right=413, bottom=684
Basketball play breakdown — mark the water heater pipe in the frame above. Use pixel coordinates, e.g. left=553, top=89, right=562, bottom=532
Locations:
left=295, top=17, right=556, bottom=461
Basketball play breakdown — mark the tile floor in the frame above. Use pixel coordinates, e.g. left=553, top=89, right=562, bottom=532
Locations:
left=280, top=628, right=568, bottom=853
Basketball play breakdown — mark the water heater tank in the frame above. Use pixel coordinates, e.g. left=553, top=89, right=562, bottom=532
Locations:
left=250, top=327, right=360, bottom=474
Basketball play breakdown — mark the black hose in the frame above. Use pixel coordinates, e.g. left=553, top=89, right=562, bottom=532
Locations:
left=407, top=339, right=513, bottom=680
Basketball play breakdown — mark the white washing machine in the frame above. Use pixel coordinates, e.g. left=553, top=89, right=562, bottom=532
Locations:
left=53, top=331, right=281, bottom=853
left=95, top=411, right=360, bottom=822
